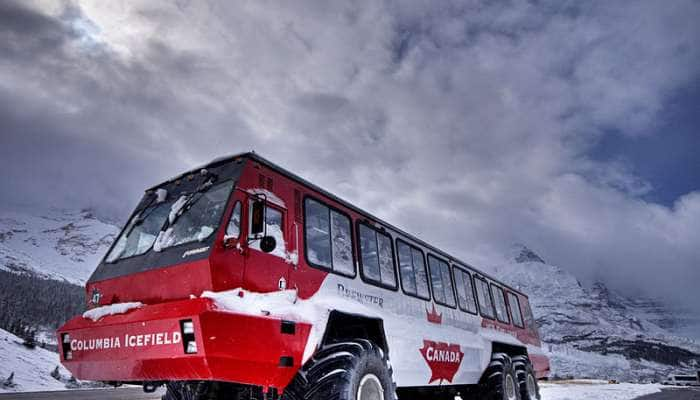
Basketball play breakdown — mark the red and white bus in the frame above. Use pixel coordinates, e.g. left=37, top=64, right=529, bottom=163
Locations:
left=58, top=152, right=549, bottom=400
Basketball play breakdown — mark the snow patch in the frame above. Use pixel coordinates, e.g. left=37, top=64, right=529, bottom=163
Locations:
left=201, top=288, right=380, bottom=363
left=539, top=381, right=662, bottom=400
left=249, top=223, right=297, bottom=265
left=168, top=195, right=189, bottom=225
left=82, top=302, right=143, bottom=322
left=247, top=188, right=286, bottom=208
left=152, top=227, right=174, bottom=252
left=155, top=188, right=168, bottom=203
left=0, top=328, right=72, bottom=392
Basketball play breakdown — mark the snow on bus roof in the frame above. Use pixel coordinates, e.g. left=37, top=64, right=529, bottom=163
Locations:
left=247, top=188, right=286, bottom=208
left=157, top=152, right=249, bottom=186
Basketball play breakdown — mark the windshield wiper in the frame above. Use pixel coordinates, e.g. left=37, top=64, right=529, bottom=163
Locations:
left=122, top=193, right=162, bottom=237
left=165, top=176, right=217, bottom=228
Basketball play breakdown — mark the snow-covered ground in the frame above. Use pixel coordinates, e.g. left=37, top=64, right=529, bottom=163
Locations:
left=0, top=328, right=71, bottom=392
left=540, top=381, right=662, bottom=400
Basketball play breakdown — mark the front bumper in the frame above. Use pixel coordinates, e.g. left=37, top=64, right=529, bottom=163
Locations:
left=57, top=297, right=311, bottom=390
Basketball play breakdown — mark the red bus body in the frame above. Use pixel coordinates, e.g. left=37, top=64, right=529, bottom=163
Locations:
left=58, top=153, right=549, bottom=393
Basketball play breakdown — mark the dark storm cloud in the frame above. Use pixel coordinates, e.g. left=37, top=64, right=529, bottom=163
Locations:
left=0, top=0, right=251, bottom=220
left=1, top=0, right=699, bottom=320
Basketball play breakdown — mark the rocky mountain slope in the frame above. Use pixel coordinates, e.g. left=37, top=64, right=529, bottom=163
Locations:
left=0, top=208, right=118, bottom=284
left=0, top=207, right=118, bottom=347
left=492, top=245, right=700, bottom=382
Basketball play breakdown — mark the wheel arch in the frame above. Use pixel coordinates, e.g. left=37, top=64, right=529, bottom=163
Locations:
left=491, top=341, right=528, bottom=358
left=321, top=310, right=389, bottom=355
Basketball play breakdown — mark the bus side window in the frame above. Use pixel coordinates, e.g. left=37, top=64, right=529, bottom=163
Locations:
left=475, top=277, right=496, bottom=319
left=522, top=298, right=537, bottom=332
left=491, top=284, right=511, bottom=324
left=249, top=202, right=284, bottom=254
left=428, top=255, right=456, bottom=308
left=507, top=292, right=524, bottom=328
left=454, top=267, right=478, bottom=314
left=397, top=239, right=430, bottom=300
left=303, top=197, right=355, bottom=277
left=225, top=201, right=242, bottom=240
left=304, top=197, right=355, bottom=277
left=358, top=223, right=397, bottom=289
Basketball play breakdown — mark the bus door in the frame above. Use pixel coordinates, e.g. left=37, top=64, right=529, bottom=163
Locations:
left=242, top=196, right=292, bottom=293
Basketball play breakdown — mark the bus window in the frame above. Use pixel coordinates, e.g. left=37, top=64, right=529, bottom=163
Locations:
left=454, top=267, right=478, bottom=314
left=358, top=223, right=397, bottom=289
left=225, top=201, right=242, bottom=240
left=491, top=284, right=511, bottom=324
left=475, top=277, right=495, bottom=319
left=428, top=255, right=456, bottom=308
left=522, top=298, right=537, bottom=332
left=304, top=197, right=354, bottom=277
left=249, top=204, right=284, bottom=255
left=507, top=292, right=524, bottom=328
left=397, top=240, right=430, bottom=300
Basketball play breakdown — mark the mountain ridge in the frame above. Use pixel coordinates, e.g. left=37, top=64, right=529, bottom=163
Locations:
left=0, top=208, right=118, bottom=284
left=493, top=244, right=699, bottom=381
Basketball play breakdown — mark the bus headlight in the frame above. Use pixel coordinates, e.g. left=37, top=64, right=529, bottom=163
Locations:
left=179, top=319, right=197, bottom=354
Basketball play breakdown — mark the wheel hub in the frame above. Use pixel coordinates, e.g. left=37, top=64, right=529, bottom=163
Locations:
left=527, top=374, right=537, bottom=398
left=505, top=374, right=517, bottom=400
left=357, top=373, right=384, bottom=400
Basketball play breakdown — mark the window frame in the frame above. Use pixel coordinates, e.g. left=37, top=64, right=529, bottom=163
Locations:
left=302, top=195, right=357, bottom=278
left=521, top=298, right=537, bottom=331
left=490, top=283, right=511, bottom=325
left=452, top=264, right=479, bottom=315
left=506, top=291, right=525, bottom=328
left=427, top=253, right=457, bottom=309
left=474, top=276, right=496, bottom=320
left=395, top=238, right=431, bottom=301
left=248, top=199, right=285, bottom=240
left=356, top=221, right=399, bottom=291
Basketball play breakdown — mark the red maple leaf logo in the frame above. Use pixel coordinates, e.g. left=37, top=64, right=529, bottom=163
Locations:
left=426, top=304, right=442, bottom=324
left=419, top=340, right=464, bottom=384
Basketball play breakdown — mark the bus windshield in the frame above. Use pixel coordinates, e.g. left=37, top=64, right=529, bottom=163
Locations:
left=105, top=200, right=174, bottom=263
left=152, top=180, right=234, bottom=251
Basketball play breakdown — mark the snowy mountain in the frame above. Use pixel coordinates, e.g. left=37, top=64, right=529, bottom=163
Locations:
left=0, top=208, right=118, bottom=284
left=0, top=207, right=118, bottom=350
left=493, top=245, right=700, bottom=382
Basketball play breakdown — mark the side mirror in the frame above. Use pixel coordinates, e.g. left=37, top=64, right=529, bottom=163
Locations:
left=260, top=236, right=276, bottom=253
left=250, top=199, right=265, bottom=236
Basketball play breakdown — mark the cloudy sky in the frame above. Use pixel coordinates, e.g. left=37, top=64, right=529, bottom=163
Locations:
left=1, top=1, right=699, bottom=320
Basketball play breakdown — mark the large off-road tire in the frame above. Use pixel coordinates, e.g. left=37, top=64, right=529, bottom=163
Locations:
left=162, top=381, right=259, bottom=400
left=512, top=356, right=540, bottom=400
left=283, top=339, right=396, bottom=400
left=162, top=382, right=212, bottom=400
left=480, top=353, right=521, bottom=400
